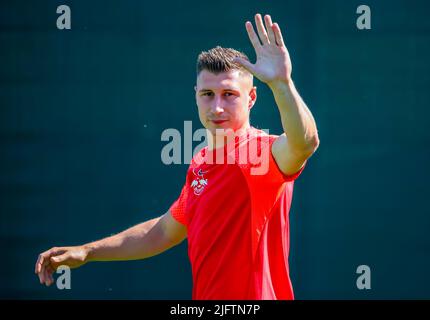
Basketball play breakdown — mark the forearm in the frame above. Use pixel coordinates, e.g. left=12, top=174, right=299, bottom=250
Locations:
left=269, top=80, right=319, bottom=152
left=83, top=217, right=171, bottom=262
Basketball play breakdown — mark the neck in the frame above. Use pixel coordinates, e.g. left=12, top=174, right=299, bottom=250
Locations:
left=207, top=122, right=251, bottom=150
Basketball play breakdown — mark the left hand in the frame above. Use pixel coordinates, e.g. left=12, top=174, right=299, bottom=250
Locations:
left=234, top=14, right=292, bottom=86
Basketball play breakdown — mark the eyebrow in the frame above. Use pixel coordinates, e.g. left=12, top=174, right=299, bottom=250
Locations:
left=198, top=88, right=240, bottom=93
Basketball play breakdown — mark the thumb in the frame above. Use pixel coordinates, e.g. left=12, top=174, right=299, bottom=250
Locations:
left=50, top=253, right=69, bottom=268
left=233, top=57, right=255, bottom=75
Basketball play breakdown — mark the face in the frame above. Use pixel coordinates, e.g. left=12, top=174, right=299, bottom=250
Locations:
left=195, top=69, right=257, bottom=135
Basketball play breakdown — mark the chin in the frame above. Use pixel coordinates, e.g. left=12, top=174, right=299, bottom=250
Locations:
left=209, top=124, right=235, bottom=135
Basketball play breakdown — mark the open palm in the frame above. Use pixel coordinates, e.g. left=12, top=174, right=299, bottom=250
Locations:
left=234, top=14, right=292, bottom=85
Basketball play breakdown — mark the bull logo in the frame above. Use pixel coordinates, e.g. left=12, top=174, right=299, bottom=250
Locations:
left=191, top=169, right=208, bottom=196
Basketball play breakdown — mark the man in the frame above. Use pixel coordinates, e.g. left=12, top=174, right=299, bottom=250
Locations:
left=35, top=14, right=319, bottom=300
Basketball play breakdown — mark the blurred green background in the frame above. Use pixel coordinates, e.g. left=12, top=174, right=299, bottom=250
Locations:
left=1, top=0, right=429, bottom=299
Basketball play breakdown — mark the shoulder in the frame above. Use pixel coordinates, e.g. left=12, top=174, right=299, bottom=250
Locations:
left=244, top=127, right=278, bottom=149
left=248, top=129, right=307, bottom=180
left=271, top=133, right=308, bottom=177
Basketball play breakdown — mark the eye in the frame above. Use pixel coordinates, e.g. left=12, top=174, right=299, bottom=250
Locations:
left=202, top=92, right=213, bottom=97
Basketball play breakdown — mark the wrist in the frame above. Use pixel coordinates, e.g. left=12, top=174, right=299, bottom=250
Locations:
left=268, top=78, right=294, bottom=93
left=82, top=244, right=95, bottom=263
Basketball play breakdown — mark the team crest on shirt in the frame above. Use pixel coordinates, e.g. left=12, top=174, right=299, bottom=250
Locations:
left=190, top=169, right=208, bottom=196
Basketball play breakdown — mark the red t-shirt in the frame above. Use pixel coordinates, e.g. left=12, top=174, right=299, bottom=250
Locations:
left=169, top=127, right=305, bottom=300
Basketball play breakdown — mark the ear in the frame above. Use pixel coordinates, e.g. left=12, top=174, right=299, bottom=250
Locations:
left=248, top=86, right=257, bottom=110
left=194, top=85, right=197, bottom=92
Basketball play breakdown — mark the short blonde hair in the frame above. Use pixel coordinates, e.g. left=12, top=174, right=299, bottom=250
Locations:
left=196, top=46, right=251, bottom=77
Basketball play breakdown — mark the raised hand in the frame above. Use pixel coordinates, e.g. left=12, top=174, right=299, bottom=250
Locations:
left=234, top=14, right=292, bottom=86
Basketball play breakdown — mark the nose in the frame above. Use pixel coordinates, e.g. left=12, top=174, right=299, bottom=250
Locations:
left=210, top=96, right=224, bottom=115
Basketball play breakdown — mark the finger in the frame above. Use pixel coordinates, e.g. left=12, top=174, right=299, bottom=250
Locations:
left=35, top=251, right=49, bottom=274
left=264, top=15, right=276, bottom=45
left=245, top=21, right=262, bottom=51
left=37, top=270, right=45, bottom=285
left=46, top=265, right=55, bottom=286
left=36, top=247, right=63, bottom=274
left=35, top=254, right=42, bottom=274
left=233, top=57, right=255, bottom=75
left=36, top=253, right=49, bottom=276
left=42, top=266, right=51, bottom=286
left=272, top=23, right=285, bottom=47
left=50, top=253, right=69, bottom=270
left=254, top=13, right=269, bottom=45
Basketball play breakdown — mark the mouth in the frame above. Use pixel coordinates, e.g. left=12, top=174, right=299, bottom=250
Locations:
left=211, top=120, right=228, bottom=125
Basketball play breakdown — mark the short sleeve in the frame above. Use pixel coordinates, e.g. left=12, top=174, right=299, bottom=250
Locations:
left=246, top=134, right=306, bottom=185
left=169, top=181, right=189, bottom=226
left=268, top=136, right=306, bottom=182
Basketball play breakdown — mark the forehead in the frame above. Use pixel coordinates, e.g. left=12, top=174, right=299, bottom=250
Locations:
left=196, top=70, right=251, bottom=90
